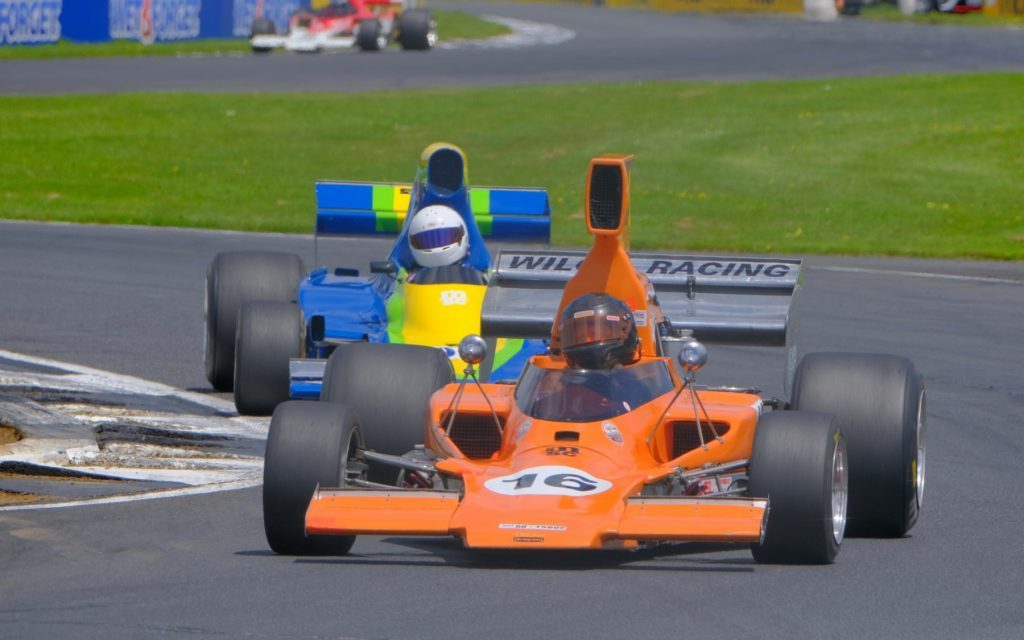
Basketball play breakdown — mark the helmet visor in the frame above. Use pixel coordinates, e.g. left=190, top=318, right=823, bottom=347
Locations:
left=563, top=309, right=630, bottom=347
left=409, top=226, right=465, bottom=251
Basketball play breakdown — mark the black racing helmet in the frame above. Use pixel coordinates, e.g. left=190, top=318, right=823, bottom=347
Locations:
left=558, top=293, right=640, bottom=370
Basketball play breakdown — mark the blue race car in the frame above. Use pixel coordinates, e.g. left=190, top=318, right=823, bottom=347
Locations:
left=203, top=143, right=551, bottom=415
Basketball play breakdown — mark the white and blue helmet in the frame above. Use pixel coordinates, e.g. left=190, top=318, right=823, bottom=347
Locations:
left=408, top=205, right=469, bottom=268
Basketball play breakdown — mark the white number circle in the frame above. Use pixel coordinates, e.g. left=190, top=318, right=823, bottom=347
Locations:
left=484, top=465, right=613, bottom=496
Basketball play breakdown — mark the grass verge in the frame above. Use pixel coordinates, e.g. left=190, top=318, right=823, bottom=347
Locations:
left=0, top=10, right=510, bottom=60
left=1, top=74, right=1022, bottom=259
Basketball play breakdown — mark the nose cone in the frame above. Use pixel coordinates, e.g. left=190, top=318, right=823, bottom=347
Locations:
left=447, top=446, right=646, bottom=549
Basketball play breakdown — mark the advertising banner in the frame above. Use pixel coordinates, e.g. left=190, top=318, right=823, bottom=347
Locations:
left=109, top=0, right=201, bottom=42
left=0, top=0, right=62, bottom=44
left=0, top=0, right=316, bottom=45
left=232, top=0, right=301, bottom=36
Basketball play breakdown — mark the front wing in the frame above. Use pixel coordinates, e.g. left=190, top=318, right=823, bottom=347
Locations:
left=251, top=30, right=355, bottom=52
left=305, top=488, right=768, bottom=549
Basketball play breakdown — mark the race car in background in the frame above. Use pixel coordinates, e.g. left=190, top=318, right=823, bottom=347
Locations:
left=262, top=153, right=926, bottom=563
left=203, top=143, right=550, bottom=415
left=250, top=0, right=436, bottom=53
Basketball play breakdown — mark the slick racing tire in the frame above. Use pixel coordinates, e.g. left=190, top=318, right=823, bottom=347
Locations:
left=321, top=343, right=454, bottom=482
left=233, top=302, right=303, bottom=416
left=250, top=17, right=276, bottom=54
left=264, top=401, right=364, bottom=555
left=204, top=251, right=303, bottom=392
left=251, top=17, right=276, bottom=36
left=791, top=352, right=925, bottom=537
left=356, top=19, right=388, bottom=51
left=749, top=411, right=847, bottom=565
left=396, top=9, right=437, bottom=51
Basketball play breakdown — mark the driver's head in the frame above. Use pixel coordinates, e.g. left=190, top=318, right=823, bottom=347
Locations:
left=407, top=205, right=468, bottom=268
left=558, top=293, right=640, bottom=370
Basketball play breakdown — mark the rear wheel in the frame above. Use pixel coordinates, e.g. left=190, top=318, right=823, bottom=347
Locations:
left=356, top=19, right=388, bottom=51
left=397, top=9, right=437, bottom=51
left=749, top=411, right=847, bottom=565
left=792, top=352, right=925, bottom=537
left=204, top=251, right=303, bottom=392
left=263, top=401, right=365, bottom=555
left=321, top=343, right=454, bottom=482
left=251, top=17, right=276, bottom=36
left=233, top=302, right=303, bottom=416
left=250, top=17, right=276, bottom=53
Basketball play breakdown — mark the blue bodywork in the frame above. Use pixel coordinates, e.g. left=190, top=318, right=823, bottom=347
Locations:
left=289, top=144, right=551, bottom=398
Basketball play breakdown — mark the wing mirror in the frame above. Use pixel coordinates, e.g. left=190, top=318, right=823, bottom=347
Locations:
left=458, top=334, right=488, bottom=367
left=677, top=339, right=708, bottom=375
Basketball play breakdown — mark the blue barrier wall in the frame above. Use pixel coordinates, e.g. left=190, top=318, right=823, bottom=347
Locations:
left=1, top=0, right=306, bottom=45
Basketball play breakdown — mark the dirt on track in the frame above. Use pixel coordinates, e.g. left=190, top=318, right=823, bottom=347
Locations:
left=0, top=424, right=21, bottom=446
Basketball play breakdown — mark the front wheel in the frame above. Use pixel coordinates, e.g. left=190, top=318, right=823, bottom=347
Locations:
left=263, top=401, right=365, bottom=555
left=749, top=411, right=847, bottom=565
left=321, top=343, right=454, bottom=482
left=233, top=301, right=302, bottom=416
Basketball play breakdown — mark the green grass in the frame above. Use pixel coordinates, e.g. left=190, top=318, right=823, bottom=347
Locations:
left=2, top=74, right=1022, bottom=259
left=0, top=38, right=252, bottom=60
left=860, top=2, right=1024, bottom=27
left=436, top=8, right=512, bottom=39
left=0, top=10, right=510, bottom=60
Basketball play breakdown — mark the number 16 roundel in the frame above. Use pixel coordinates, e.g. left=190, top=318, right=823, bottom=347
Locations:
left=484, top=466, right=613, bottom=497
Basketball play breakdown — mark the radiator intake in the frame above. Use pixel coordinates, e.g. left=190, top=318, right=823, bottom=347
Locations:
left=443, top=413, right=503, bottom=460
left=671, top=421, right=731, bottom=457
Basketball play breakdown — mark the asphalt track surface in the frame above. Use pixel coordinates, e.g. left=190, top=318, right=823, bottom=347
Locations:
left=2, top=220, right=1023, bottom=639
left=2, top=2, right=1024, bottom=95
left=2, top=4, right=1024, bottom=639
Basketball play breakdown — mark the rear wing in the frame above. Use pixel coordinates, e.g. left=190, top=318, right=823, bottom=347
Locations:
left=314, top=181, right=551, bottom=242
left=481, top=250, right=802, bottom=346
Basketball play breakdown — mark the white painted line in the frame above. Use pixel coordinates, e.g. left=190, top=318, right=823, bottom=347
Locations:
left=0, top=477, right=261, bottom=512
left=815, top=265, right=1022, bottom=286
left=0, top=349, right=265, bottom=436
left=0, top=349, right=269, bottom=511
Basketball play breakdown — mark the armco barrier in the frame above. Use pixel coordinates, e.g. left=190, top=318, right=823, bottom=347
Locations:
left=984, top=0, right=1024, bottom=16
left=0, top=0, right=309, bottom=45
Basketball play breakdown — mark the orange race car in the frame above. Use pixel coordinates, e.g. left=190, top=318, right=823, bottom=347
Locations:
left=263, top=154, right=926, bottom=564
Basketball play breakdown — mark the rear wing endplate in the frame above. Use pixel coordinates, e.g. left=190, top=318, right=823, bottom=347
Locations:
left=481, top=250, right=801, bottom=346
left=314, top=181, right=551, bottom=242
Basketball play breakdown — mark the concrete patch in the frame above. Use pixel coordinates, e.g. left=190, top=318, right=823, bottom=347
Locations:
left=0, top=349, right=268, bottom=510
left=438, top=15, right=575, bottom=50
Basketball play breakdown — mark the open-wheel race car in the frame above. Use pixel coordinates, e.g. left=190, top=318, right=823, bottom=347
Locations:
left=204, top=143, right=550, bottom=416
left=263, top=154, right=926, bottom=564
left=250, top=0, right=436, bottom=53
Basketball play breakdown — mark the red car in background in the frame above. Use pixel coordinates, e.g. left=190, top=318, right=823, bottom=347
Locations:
left=250, top=0, right=436, bottom=53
